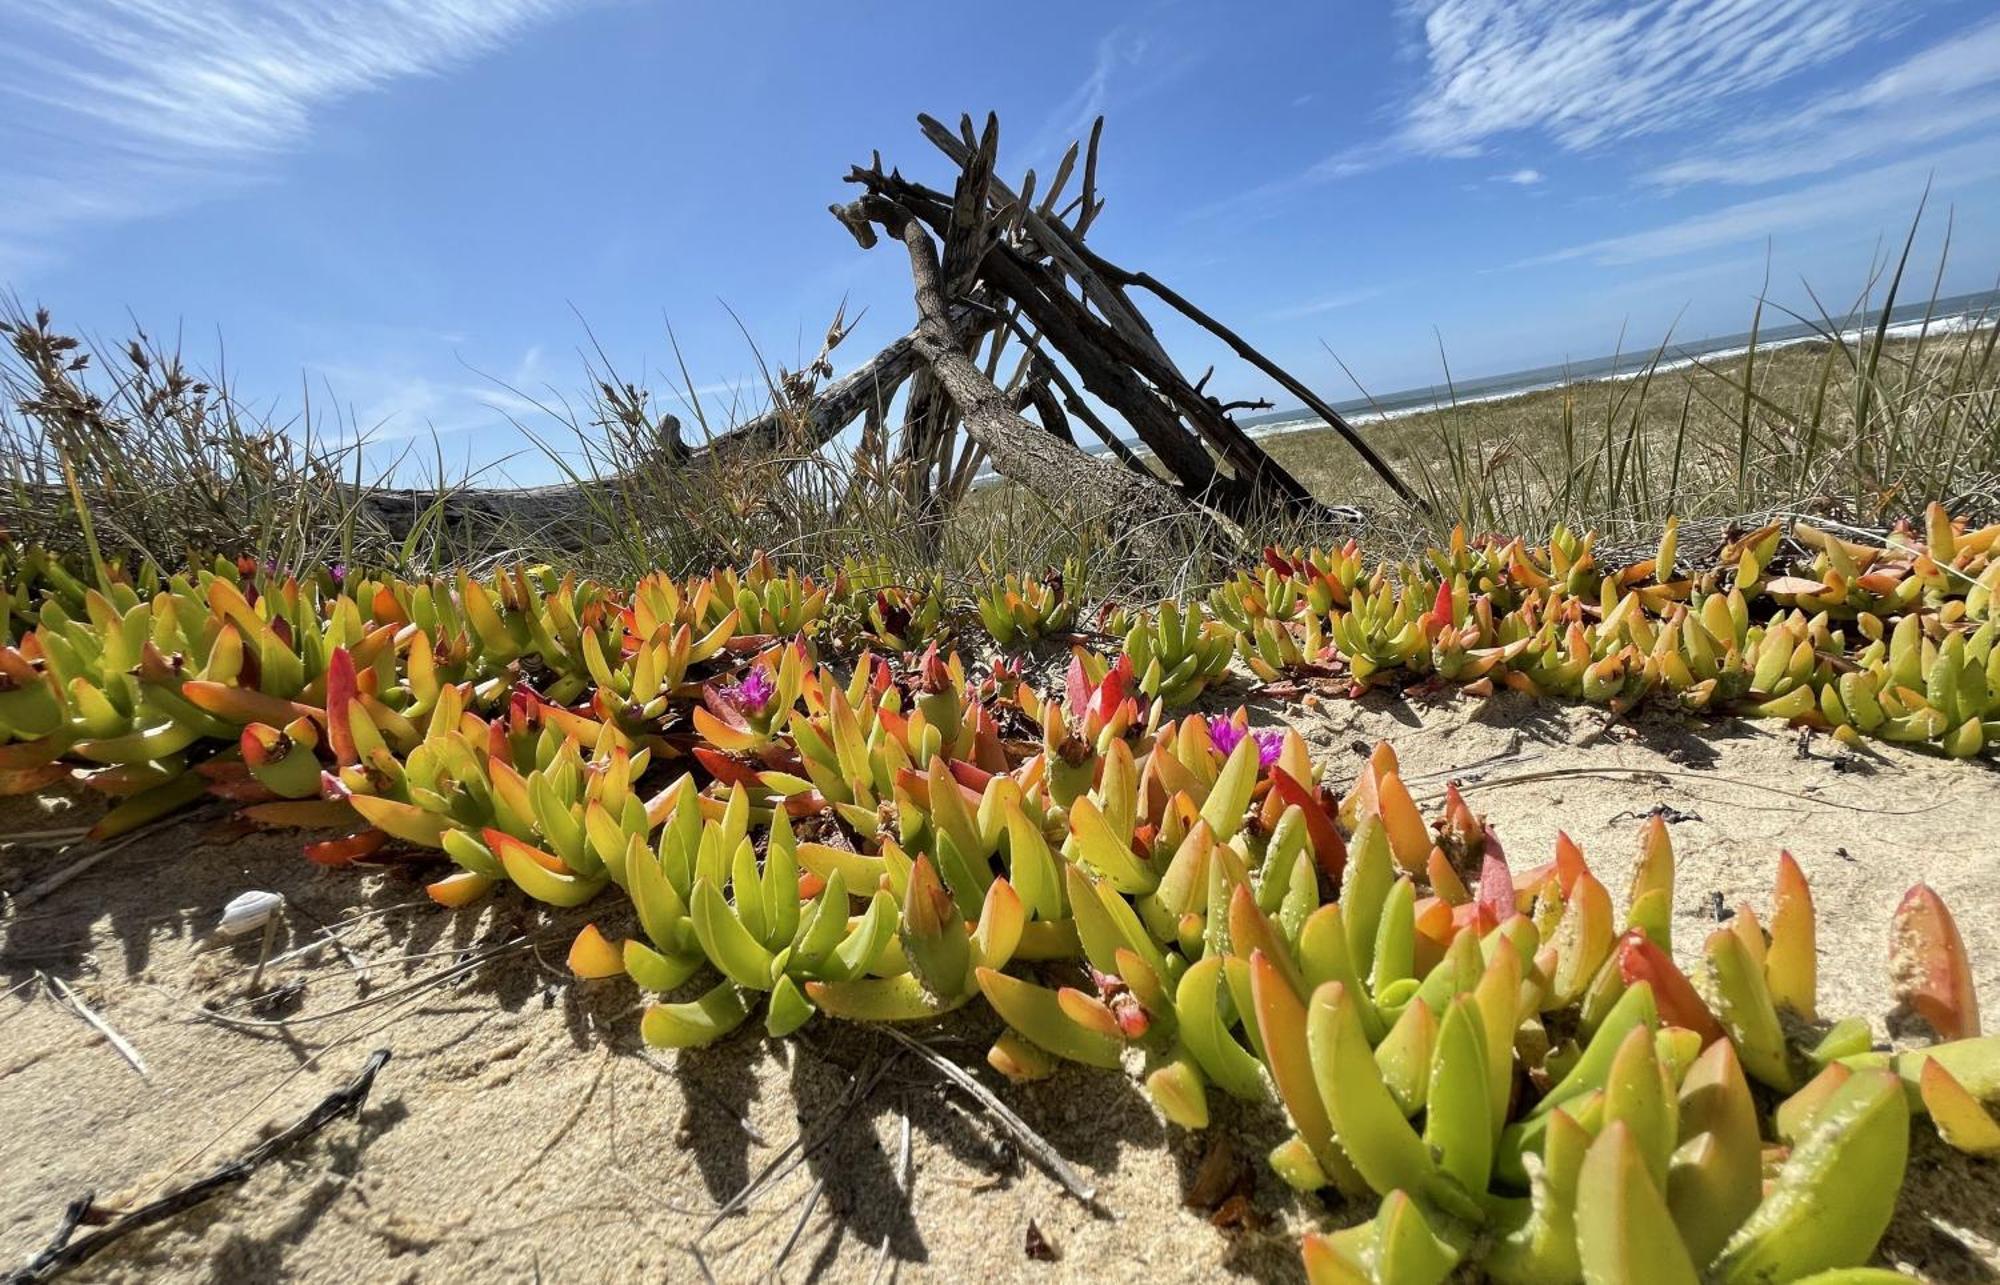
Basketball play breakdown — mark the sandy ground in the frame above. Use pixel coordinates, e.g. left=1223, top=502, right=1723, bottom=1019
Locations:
left=3, top=688, right=1999, bottom=1284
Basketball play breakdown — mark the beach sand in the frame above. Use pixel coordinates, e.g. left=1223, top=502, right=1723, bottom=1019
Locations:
left=3, top=690, right=1997, bottom=1283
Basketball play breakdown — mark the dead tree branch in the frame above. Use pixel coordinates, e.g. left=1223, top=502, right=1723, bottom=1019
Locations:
left=913, top=112, right=1415, bottom=513
left=849, top=145, right=1358, bottom=524
left=1065, top=245, right=1428, bottom=510
left=832, top=191, right=1204, bottom=556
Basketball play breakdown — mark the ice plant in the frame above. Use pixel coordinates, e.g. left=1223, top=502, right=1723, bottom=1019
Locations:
left=1018, top=651, right=1144, bottom=806
left=694, top=552, right=828, bottom=637
left=1207, top=563, right=1312, bottom=630
left=689, top=646, right=804, bottom=756
left=973, top=562, right=1079, bottom=647
left=867, top=585, right=941, bottom=652
left=1229, top=515, right=2000, bottom=755
left=0, top=527, right=1998, bottom=1279
left=1114, top=598, right=1233, bottom=709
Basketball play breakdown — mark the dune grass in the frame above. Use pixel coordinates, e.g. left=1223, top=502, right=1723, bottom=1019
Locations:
left=1267, top=321, right=2000, bottom=547
left=1267, top=229, right=2000, bottom=555
left=5, top=253, right=1997, bottom=597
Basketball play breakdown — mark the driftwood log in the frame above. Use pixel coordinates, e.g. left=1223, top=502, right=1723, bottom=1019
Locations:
left=341, top=327, right=934, bottom=544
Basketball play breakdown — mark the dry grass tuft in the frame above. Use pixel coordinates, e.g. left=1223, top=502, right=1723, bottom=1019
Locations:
left=5, top=251, right=1996, bottom=597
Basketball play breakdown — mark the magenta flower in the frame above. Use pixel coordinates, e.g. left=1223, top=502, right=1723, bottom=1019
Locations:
left=329, top=562, right=348, bottom=585
left=1208, top=715, right=1283, bottom=767
left=1208, top=716, right=1245, bottom=758
left=729, top=666, right=776, bottom=714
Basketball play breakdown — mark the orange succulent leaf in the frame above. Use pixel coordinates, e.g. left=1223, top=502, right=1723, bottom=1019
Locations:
left=1766, top=851, right=1817, bottom=1019
left=483, top=827, right=571, bottom=875
left=1918, top=1059, right=2000, bottom=1156
left=1890, top=883, right=1981, bottom=1041
left=691, top=705, right=757, bottom=753
left=1427, top=848, right=1470, bottom=905
left=324, top=646, right=359, bottom=766
left=1376, top=768, right=1430, bottom=873
left=1553, top=831, right=1588, bottom=894
left=303, top=828, right=389, bottom=867
left=692, top=746, right=761, bottom=787
left=1617, top=930, right=1724, bottom=1046
left=1271, top=767, right=1345, bottom=883
left=568, top=924, right=627, bottom=979
left=426, top=870, right=495, bottom=907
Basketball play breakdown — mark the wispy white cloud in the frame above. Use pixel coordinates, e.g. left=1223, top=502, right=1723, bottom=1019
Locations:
left=1308, top=146, right=1394, bottom=181
left=311, top=367, right=514, bottom=445
left=1249, top=0, right=1903, bottom=210
left=1262, top=286, right=1386, bottom=323
left=1582, top=249, right=1784, bottom=302
left=1184, top=141, right=1397, bottom=222
left=1400, top=0, right=1897, bottom=156
left=312, top=342, right=571, bottom=452
left=1028, top=24, right=1198, bottom=164
left=1647, top=15, right=2000, bottom=187
left=1513, top=139, right=2000, bottom=268
left=1493, top=168, right=1544, bottom=186
left=0, top=0, right=589, bottom=271
left=1036, top=30, right=1140, bottom=155
left=455, top=339, right=775, bottom=434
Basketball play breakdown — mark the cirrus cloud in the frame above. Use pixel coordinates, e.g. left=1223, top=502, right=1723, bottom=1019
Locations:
left=0, top=0, right=592, bottom=275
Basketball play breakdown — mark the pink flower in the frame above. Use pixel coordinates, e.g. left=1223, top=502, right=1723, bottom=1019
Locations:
left=1208, top=716, right=1283, bottom=767
left=729, top=666, right=777, bottom=713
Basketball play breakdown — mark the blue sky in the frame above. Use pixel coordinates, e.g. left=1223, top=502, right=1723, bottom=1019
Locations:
left=5, top=0, right=2000, bottom=483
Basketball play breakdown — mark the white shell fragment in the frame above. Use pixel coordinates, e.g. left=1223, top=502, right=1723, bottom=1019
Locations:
left=218, top=890, right=285, bottom=938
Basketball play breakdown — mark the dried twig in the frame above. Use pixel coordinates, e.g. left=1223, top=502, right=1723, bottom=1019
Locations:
left=251, top=899, right=434, bottom=974
left=874, top=1026, right=1098, bottom=1206
left=1435, top=765, right=1945, bottom=814
left=189, top=935, right=536, bottom=1031
left=769, top=1176, right=826, bottom=1275
left=1396, top=737, right=1535, bottom=787
left=40, top=971, right=147, bottom=1081
left=0, top=826, right=91, bottom=847
left=279, top=898, right=372, bottom=987
left=868, top=1104, right=914, bottom=1285
left=5, top=817, right=190, bottom=909
left=146, top=925, right=525, bottom=1193
left=4, top=1049, right=392, bottom=1284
